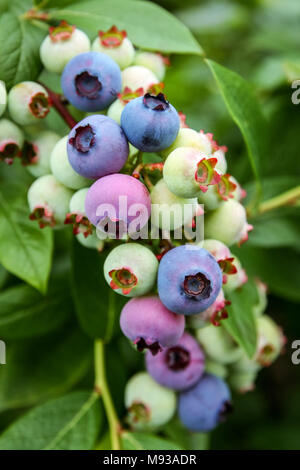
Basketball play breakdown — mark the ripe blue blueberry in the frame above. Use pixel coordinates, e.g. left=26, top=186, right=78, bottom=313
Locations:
left=121, top=93, right=180, bottom=152
left=120, top=296, right=185, bottom=355
left=103, top=243, right=158, bottom=297
left=178, top=373, right=232, bottom=432
left=125, top=372, right=176, bottom=431
left=146, top=332, right=205, bottom=391
left=85, top=173, right=151, bottom=236
left=61, top=51, right=122, bottom=112
left=67, top=115, right=129, bottom=179
left=157, top=245, right=223, bottom=316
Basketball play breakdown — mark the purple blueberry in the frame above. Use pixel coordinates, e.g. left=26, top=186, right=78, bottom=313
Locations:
left=145, top=332, right=205, bottom=390
left=157, top=245, right=223, bottom=316
left=61, top=51, right=122, bottom=111
left=120, top=93, right=180, bottom=152
left=85, top=173, right=151, bottom=236
left=67, top=115, right=129, bottom=179
left=178, top=373, right=232, bottom=432
left=120, top=296, right=185, bottom=355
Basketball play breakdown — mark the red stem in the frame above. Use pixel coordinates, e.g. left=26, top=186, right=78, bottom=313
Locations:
left=40, top=83, right=77, bottom=129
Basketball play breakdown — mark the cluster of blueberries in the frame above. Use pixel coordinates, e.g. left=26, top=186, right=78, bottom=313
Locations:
left=0, top=22, right=285, bottom=434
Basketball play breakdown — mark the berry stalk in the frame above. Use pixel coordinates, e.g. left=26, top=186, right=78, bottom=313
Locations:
left=94, top=339, right=121, bottom=450
left=257, top=185, right=300, bottom=214
left=39, top=83, right=77, bottom=129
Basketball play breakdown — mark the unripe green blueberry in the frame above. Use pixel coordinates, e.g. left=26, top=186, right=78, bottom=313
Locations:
left=0, top=118, right=24, bottom=164
left=76, top=231, right=104, bottom=251
left=188, top=289, right=227, bottom=329
left=230, top=176, right=246, bottom=202
left=92, top=26, right=135, bottom=70
left=122, top=66, right=159, bottom=92
left=107, top=99, right=124, bottom=124
left=125, top=372, right=176, bottom=431
left=25, top=128, right=60, bottom=177
left=28, top=174, right=73, bottom=228
left=223, top=256, right=247, bottom=293
left=198, top=185, right=222, bottom=211
left=8, top=81, right=50, bottom=126
left=204, top=200, right=247, bottom=246
left=0, top=81, right=7, bottom=117
left=212, top=148, right=227, bottom=174
left=205, top=360, right=228, bottom=379
left=50, top=136, right=92, bottom=189
left=40, top=22, right=90, bottom=74
left=163, top=147, right=219, bottom=198
left=256, top=315, right=285, bottom=366
left=151, top=178, right=198, bottom=230
left=103, top=243, right=158, bottom=297
left=161, top=128, right=212, bottom=160
left=198, top=239, right=231, bottom=261
left=196, top=324, right=243, bottom=365
left=229, top=352, right=261, bottom=393
left=133, top=51, right=168, bottom=81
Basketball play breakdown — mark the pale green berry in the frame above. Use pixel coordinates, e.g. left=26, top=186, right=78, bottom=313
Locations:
left=121, top=66, right=158, bottom=92
left=69, top=187, right=88, bottom=214
left=204, top=200, right=247, bottom=246
left=161, top=128, right=212, bottom=160
left=198, top=239, right=231, bottom=261
left=151, top=178, right=198, bottom=230
left=256, top=315, right=285, bottom=366
left=76, top=231, right=104, bottom=251
left=0, top=118, right=24, bottom=163
left=40, top=26, right=90, bottom=74
left=50, top=136, right=92, bottom=189
left=252, top=280, right=268, bottom=317
left=8, top=81, right=50, bottom=126
left=107, top=99, right=124, bottom=124
left=28, top=174, right=73, bottom=227
left=25, top=128, right=60, bottom=177
left=103, top=243, right=158, bottom=297
left=0, top=81, right=7, bottom=117
left=229, top=352, right=261, bottom=393
left=223, top=256, right=247, bottom=293
left=125, top=372, right=176, bottom=431
left=163, top=147, right=207, bottom=198
left=205, top=360, right=228, bottom=379
left=198, top=184, right=222, bottom=211
left=92, top=36, right=134, bottom=70
left=196, top=324, right=243, bottom=365
left=212, top=148, right=227, bottom=174
left=133, top=51, right=166, bottom=81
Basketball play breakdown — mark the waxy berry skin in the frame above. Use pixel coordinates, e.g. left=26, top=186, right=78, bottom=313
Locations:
left=150, top=179, right=198, bottom=230
left=0, top=81, right=7, bottom=117
left=146, top=332, right=205, bottom=391
left=67, top=115, right=129, bottom=179
left=121, top=65, right=159, bottom=92
left=157, top=245, right=223, bottom=316
left=196, top=324, right=243, bottom=365
left=61, top=51, right=122, bottom=112
left=92, top=28, right=135, bottom=70
left=40, top=25, right=90, bottom=74
left=120, top=296, right=185, bottom=355
left=133, top=51, right=167, bottom=81
left=121, top=93, right=180, bottom=152
left=204, top=200, right=248, bottom=246
left=85, top=173, right=151, bottom=233
left=188, top=289, right=227, bottom=329
left=51, top=136, right=92, bottom=189
left=8, top=81, right=50, bottom=126
left=26, top=129, right=60, bottom=177
left=103, top=243, right=158, bottom=297
left=28, top=174, right=74, bottom=227
left=161, top=128, right=212, bottom=160
left=178, top=373, right=232, bottom=432
left=125, top=372, right=176, bottom=431
left=0, top=118, right=24, bottom=164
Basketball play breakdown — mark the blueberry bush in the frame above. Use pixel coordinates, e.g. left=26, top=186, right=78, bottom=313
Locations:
left=0, top=0, right=299, bottom=451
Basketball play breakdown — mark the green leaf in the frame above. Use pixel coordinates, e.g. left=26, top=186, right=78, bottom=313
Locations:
left=0, top=392, right=101, bottom=450
left=0, top=167, right=53, bottom=293
left=236, top=245, right=300, bottom=303
left=50, top=0, right=202, bottom=54
left=224, top=280, right=258, bottom=358
left=71, top=239, right=126, bottom=340
left=0, top=12, right=45, bottom=89
left=0, top=278, right=72, bottom=339
left=0, top=324, right=92, bottom=412
left=248, top=210, right=300, bottom=249
left=164, top=418, right=209, bottom=450
left=121, top=432, right=183, bottom=450
left=205, top=59, right=267, bottom=191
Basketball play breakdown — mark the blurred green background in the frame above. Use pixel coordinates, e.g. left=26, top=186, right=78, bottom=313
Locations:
left=156, top=0, right=300, bottom=449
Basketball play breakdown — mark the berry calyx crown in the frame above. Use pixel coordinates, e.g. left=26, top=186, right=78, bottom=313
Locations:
left=195, top=157, right=221, bottom=192
left=109, top=267, right=138, bottom=294
left=29, top=92, right=50, bottom=119
left=99, top=25, right=126, bottom=48
left=49, top=20, right=75, bottom=42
